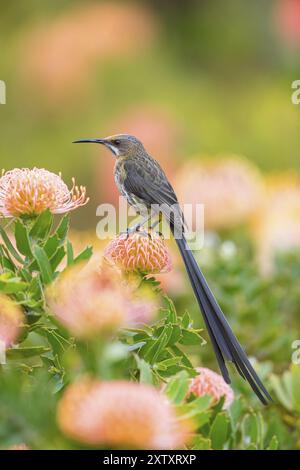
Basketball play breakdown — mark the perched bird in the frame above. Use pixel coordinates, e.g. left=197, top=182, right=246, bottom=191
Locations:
left=74, top=134, right=272, bottom=405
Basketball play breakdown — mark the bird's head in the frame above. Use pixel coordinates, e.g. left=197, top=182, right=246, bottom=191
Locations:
left=73, top=134, right=145, bottom=158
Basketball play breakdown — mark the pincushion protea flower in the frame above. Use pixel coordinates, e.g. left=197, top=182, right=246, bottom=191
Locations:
left=251, top=173, right=300, bottom=275
left=46, top=263, right=126, bottom=339
left=188, top=367, right=234, bottom=409
left=0, top=168, right=88, bottom=218
left=57, top=379, right=192, bottom=449
left=104, top=229, right=173, bottom=274
left=175, top=156, right=264, bottom=231
left=0, top=294, right=24, bottom=348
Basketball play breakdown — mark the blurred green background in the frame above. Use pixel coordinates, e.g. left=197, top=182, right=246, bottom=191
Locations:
left=1, top=0, right=300, bottom=228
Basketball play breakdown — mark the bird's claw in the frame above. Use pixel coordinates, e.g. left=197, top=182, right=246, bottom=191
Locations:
left=120, top=224, right=144, bottom=239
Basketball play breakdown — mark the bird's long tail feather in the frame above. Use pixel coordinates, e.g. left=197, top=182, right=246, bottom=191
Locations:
left=174, top=234, right=272, bottom=405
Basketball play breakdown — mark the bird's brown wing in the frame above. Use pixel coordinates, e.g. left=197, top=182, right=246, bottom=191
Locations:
left=123, top=159, right=184, bottom=230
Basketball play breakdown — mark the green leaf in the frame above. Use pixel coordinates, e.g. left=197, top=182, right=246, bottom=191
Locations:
left=56, top=214, right=70, bottom=242
left=33, top=245, right=54, bottom=284
left=164, top=296, right=177, bottom=323
left=0, top=226, right=24, bottom=263
left=7, top=346, right=51, bottom=359
left=181, top=328, right=204, bottom=345
left=171, top=344, right=194, bottom=369
left=181, top=310, right=192, bottom=329
left=165, top=370, right=190, bottom=404
left=290, top=365, right=300, bottom=412
left=177, top=396, right=212, bottom=426
left=29, top=209, right=53, bottom=241
left=167, top=325, right=182, bottom=345
left=191, top=436, right=212, bottom=450
left=270, top=373, right=292, bottom=410
left=73, top=245, right=93, bottom=264
left=66, top=240, right=74, bottom=265
left=50, top=246, right=65, bottom=271
left=242, top=413, right=264, bottom=449
left=43, top=235, right=60, bottom=258
left=228, top=396, right=243, bottom=426
left=267, top=435, right=279, bottom=450
left=134, top=355, right=153, bottom=384
left=144, top=328, right=170, bottom=363
left=0, top=272, right=27, bottom=293
left=0, top=245, right=16, bottom=271
left=209, top=412, right=230, bottom=450
left=154, top=356, right=182, bottom=371
left=14, top=221, right=32, bottom=257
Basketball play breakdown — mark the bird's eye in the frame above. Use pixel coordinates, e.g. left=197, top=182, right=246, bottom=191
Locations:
left=114, top=139, right=121, bottom=146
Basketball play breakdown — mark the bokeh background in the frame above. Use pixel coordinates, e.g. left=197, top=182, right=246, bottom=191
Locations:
left=1, top=0, right=300, bottom=448
left=1, top=0, right=300, bottom=225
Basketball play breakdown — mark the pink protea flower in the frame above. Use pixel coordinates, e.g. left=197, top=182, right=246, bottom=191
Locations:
left=0, top=294, right=24, bottom=348
left=251, top=173, right=300, bottom=275
left=175, top=156, right=264, bottom=231
left=57, top=379, right=192, bottom=450
left=104, top=230, right=173, bottom=275
left=0, top=168, right=88, bottom=218
left=20, top=3, right=157, bottom=106
left=46, top=263, right=126, bottom=339
left=188, top=367, right=234, bottom=409
left=123, top=285, right=158, bottom=324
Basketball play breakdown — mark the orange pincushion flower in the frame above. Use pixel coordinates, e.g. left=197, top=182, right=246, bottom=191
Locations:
left=188, top=367, right=234, bottom=409
left=46, top=263, right=126, bottom=339
left=0, top=294, right=24, bottom=348
left=104, top=230, right=173, bottom=274
left=0, top=168, right=88, bottom=218
left=57, top=379, right=191, bottom=449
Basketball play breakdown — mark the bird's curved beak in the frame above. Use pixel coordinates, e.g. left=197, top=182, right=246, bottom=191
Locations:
left=73, top=138, right=107, bottom=145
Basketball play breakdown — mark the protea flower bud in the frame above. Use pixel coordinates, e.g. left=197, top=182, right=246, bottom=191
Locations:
left=57, top=379, right=191, bottom=449
left=0, top=294, right=24, bottom=348
left=0, top=168, right=88, bottom=218
left=46, top=264, right=126, bottom=339
left=188, top=367, right=234, bottom=409
left=104, top=230, right=173, bottom=275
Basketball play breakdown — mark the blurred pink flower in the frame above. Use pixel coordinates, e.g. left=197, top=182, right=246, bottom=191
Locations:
left=19, top=3, right=158, bottom=105
left=251, top=173, right=300, bottom=274
left=104, top=230, right=173, bottom=275
left=175, top=156, right=264, bottom=231
left=46, top=263, right=126, bottom=339
left=57, top=379, right=192, bottom=449
left=0, top=168, right=88, bottom=218
left=123, top=286, right=158, bottom=324
left=0, top=294, right=24, bottom=348
left=274, top=0, right=300, bottom=48
left=46, top=259, right=159, bottom=338
left=188, top=367, right=234, bottom=409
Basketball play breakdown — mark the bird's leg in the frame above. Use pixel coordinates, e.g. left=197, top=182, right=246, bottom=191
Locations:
left=150, top=212, right=164, bottom=238
left=122, top=213, right=152, bottom=238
